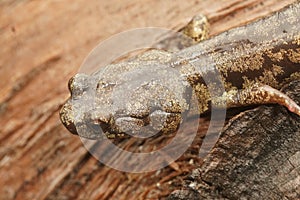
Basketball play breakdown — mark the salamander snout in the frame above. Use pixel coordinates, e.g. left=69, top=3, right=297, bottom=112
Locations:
left=60, top=73, right=91, bottom=136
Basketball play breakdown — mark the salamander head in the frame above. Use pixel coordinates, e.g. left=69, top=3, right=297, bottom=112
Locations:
left=60, top=57, right=192, bottom=139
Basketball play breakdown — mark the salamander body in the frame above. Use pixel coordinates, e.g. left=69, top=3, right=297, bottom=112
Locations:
left=60, top=1, right=300, bottom=139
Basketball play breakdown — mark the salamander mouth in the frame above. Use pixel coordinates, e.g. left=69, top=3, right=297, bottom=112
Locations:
left=102, top=113, right=182, bottom=139
left=88, top=108, right=182, bottom=139
left=60, top=101, right=182, bottom=139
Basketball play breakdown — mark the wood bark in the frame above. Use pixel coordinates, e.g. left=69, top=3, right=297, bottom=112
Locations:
left=0, top=0, right=298, bottom=199
left=168, top=80, right=300, bottom=199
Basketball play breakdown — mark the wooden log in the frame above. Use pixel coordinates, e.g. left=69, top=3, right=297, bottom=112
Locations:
left=168, top=80, right=300, bottom=199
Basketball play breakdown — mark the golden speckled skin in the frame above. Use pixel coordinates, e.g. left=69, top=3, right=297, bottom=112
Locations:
left=173, top=1, right=300, bottom=114
left=60, top=1, right=300, bottom=139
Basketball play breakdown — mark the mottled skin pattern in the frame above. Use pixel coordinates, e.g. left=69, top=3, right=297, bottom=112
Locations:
left=60, top=1, right=300, bottom=139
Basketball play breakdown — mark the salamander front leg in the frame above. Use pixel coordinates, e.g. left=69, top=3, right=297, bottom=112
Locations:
left=179, top=14, right=209, bottom=42
left=154, top=14, right=209, bottom=51
left=217, top=83, right=300, bottom=116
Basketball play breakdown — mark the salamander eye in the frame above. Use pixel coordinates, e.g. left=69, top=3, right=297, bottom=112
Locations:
left=68, top=76, right=75, bottom=93
left=68, top=74, right=90, bottom=97
left=96, top=81, right=116, bottom=90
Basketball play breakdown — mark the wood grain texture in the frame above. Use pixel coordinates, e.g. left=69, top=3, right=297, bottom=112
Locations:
left=0, top=0, right=297, bottom=199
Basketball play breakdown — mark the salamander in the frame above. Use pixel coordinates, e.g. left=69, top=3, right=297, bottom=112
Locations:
left=60, top=1, right=300, bottom=139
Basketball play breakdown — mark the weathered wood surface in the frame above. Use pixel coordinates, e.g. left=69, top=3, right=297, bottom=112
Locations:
left=168, top=80, right=300, bottom=199
left=0, top=0, right=298, bottom=199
